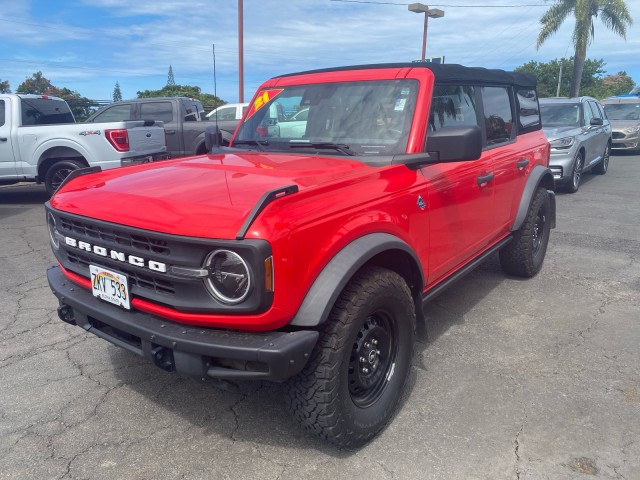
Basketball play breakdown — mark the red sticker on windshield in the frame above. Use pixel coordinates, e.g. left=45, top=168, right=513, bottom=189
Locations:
left=245, top=89, right=284, bottom=121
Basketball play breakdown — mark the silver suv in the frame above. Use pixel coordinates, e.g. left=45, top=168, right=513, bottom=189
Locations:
left=539, top=97, right=612, bottom=193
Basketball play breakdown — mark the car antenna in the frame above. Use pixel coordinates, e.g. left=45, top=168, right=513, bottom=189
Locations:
left=212, top=43, right=219, bottom=134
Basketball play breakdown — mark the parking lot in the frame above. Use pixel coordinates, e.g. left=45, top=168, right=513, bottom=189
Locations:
left=1, top=153, right=639, bottom=480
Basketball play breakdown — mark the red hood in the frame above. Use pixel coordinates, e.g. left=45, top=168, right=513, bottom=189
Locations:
left=50, top=152, right=370, bottom=238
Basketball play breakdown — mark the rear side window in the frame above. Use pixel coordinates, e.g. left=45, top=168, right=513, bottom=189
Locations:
left=0, top=100, right=5, bottom=127
left=140, top=102, right=173, bottom=123
left=516, top=89, right=541, bottom=134
left=481, top=86, right=513, bottom=146
left=213, top=106, right=238, bottom=121
left=90, top=104, right=132, bottom=123
left=20, top=98, right=74, bottom=125
left=429, top=85, right=477, bottom=131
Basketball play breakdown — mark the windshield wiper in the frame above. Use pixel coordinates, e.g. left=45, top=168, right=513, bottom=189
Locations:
left=288, top=142, right=355, bottom=156
left=232, top=139, right=269, bottom=151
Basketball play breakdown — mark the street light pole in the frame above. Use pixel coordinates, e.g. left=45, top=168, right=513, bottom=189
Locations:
left=408, top=3, right=444, bottom=62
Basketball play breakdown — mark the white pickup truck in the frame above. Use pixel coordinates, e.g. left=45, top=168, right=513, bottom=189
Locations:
left=0, top=94, right=167, bottom=194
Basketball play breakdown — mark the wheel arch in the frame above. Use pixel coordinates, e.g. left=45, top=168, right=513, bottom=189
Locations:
left=511, top=165, right=556, bottom=232
left=289, top=233, right=424, bottom=327
left=37, top=146, right=89, bottom=180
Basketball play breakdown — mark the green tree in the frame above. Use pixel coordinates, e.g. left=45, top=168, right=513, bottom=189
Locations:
left=594, top=72, right=636, bottom=98
left=16, top=71, right=53, bottom=94
left=536, top=0, right=633, bottom=97
left=113, top=81, right=123, bottom=102
left=0, top=79, right=10, bottom=93
left=167, top=65, right=176, bottom=86
left=515, top=58, right=606, bottom=97
left=137, top=84, right=224, bottom=111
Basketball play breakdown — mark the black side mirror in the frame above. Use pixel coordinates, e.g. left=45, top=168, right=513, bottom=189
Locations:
left=427, top=125, right=482, bottom=162
left=205, top=125, right=223, bottom=151
left=590, top=117, right=604, bottom=126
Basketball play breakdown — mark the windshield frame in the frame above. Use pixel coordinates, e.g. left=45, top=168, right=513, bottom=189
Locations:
left=233, top=79, right=419, bottom=158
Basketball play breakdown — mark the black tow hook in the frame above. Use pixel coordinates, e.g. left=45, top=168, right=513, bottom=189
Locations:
left=57, top=305, right=76, bottom=325
left=151, top=346, right=175, bottom=372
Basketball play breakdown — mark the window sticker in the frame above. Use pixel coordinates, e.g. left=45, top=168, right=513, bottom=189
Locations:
left=394, top=98, right=407, bottom=111
left=244, top=89, right=284, bottom=121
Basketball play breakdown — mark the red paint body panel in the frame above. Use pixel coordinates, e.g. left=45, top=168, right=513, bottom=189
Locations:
left=50, top=65, right=550, bottom=332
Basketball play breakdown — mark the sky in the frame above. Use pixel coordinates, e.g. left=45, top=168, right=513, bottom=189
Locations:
left=1, top=0, right=639, bottom=105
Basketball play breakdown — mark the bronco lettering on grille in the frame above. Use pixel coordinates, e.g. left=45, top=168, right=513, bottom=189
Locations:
left=64, top=237, right=167, bottom=272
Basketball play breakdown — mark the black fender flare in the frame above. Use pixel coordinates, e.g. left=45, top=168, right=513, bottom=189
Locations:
left=289, top=233, right=424, bottom=327
left=512, top=165, right=556, bottom=232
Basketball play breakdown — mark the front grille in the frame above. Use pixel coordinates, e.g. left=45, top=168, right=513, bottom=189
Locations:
left=60, top=217, right=171, bottom=256
left=612, top=132, right=625, bottom=139
left=49, top=207, right=272, bottom=314
left=67, top=251, right=175, bottom=295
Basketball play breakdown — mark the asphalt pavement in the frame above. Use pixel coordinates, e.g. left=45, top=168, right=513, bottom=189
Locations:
left=1, top=153, right=639, bottom=479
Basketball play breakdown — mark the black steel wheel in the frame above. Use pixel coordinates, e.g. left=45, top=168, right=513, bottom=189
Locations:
left=500, top=187, right=552, bottom=278
left=45, top=159, right=85, bottom=196
left=286, top=266, right=416, bottom=449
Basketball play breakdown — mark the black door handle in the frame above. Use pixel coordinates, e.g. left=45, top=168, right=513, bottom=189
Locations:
left=516, top=159, right=529, bottom=169
left=477, top=173, right=494, bottom=186
left=0, top=137, right=7, bottom=142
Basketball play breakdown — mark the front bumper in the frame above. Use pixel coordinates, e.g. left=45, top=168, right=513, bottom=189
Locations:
left=548, top=147, right=576, bottom=183
left=611, top=132, right=639, bottom=150
left=47, top=266, right=317, bottom=381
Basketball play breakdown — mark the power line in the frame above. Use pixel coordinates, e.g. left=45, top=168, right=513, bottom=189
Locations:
left=330, top=0, right=547, bottom=6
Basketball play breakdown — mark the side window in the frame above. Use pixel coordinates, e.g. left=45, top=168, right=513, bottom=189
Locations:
left=429, top=85, right=478, bottom=131
left=588, top=101, right=602, bottom=120
left=140, top=102, right=173, bottom=123
left=91, top=104, right=132, bottom=123
left=213, top=107, right=238, bottom=121
left=0, top=100, right=5, bottom=127
left=582, top=101, right=593, bottom=126
left=481, top=86, right=513, bottom=146
left=596, top=102, right=607, bottom=120
left=516, top=89, right=541, bottom=134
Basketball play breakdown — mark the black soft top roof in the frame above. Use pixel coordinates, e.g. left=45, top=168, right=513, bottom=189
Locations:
left=276, top=63, right=536, bottom=89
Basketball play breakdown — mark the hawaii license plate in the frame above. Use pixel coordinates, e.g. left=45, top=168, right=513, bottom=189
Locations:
left=90, top=265, right=130, bottom=310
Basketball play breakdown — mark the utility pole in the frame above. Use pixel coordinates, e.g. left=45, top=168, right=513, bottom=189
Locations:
left=238, top=0, right=244, bottom=103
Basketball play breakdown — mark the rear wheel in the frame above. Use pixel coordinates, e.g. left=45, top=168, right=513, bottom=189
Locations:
left=593, top=143, right=610, bottom=175
left=285, top=266, right=416, bottom=448
left=565, top=151, right=584, bottom=193
left=500, top=187, right=551, bottom=278
left=45, top=159, right=85, bottom=195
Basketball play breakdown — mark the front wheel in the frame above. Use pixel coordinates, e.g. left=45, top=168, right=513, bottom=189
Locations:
left=592, top=143, right=610, bottom=175
left=285, top=267, right=416, bottom=448
left=500, top=187, right=552, bottom=278
left=45, top=159, right=85, bottom=196
left=565, top=151, right=584, bottom=193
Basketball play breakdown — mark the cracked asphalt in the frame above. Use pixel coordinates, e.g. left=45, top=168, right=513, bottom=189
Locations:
left=1, top=153, right=639, bottom=480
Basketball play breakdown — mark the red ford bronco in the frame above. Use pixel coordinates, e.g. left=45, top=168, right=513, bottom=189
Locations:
left=46, top=63, right=554, bottom=448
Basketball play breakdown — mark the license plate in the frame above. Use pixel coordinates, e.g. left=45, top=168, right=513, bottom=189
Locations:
left=90, top=265, right=130, bottom=310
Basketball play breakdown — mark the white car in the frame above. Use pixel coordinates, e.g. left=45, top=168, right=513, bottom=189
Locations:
left=206, top=103, right=248, bottom=121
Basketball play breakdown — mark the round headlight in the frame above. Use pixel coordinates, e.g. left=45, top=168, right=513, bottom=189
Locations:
left=47, top=212, right=60, bottom=249
left=205, top=250, right=251, bottom=304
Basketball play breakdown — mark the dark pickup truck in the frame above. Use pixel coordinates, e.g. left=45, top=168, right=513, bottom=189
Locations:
left=86, top=97, right=239, bottom=157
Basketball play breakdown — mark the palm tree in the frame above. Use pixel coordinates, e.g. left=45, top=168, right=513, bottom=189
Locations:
left=536, top=0, right=632, bottom=97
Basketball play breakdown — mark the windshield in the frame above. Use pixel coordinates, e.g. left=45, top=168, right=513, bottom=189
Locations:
left=539, top=103, right=581, bottom=127
left=233, top=80, right=418, bottom=156
left=20, top=97, right=75, bottom=125
left=603, top=103, right=640, bottom=121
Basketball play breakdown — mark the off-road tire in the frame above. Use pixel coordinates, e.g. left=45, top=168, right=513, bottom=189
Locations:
left=45, top=159, right=85, bottom=196
left=593, top=143, right=610, bottom=175
left=285, top=266, right=416, bottom=449
left=499, top=187, right=551, bottom=278
left=565, top=151, right=584, bottom=193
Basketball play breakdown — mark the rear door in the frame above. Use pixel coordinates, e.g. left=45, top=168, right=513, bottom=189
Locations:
left=0, top=98, right=17, bottom=178
left=139, top=101, right=183, bottom=156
